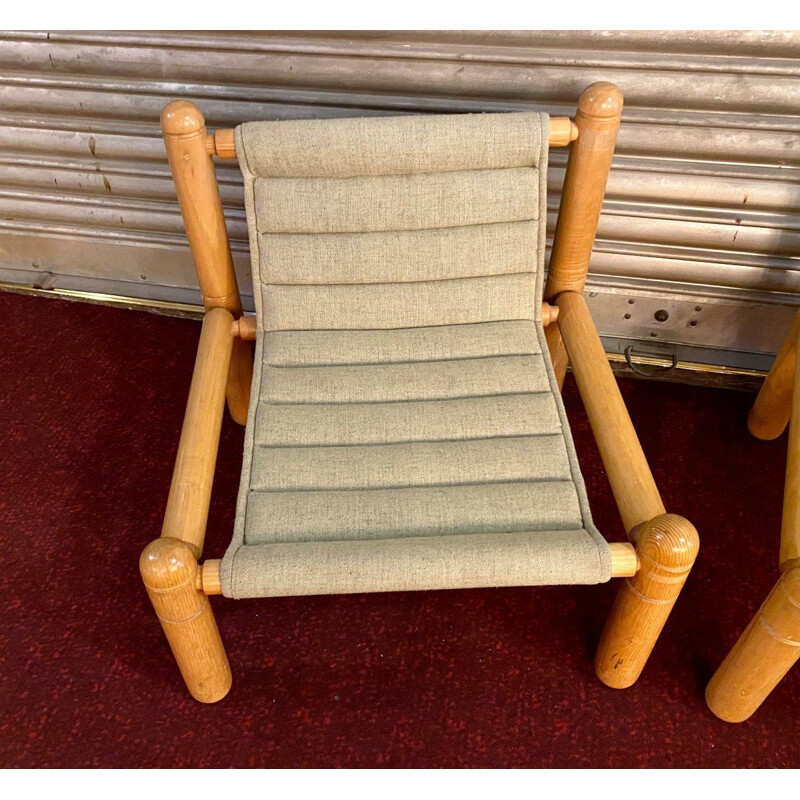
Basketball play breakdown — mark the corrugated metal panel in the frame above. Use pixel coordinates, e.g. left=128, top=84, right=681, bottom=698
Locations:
left=1, top=30, right=799, bottom=371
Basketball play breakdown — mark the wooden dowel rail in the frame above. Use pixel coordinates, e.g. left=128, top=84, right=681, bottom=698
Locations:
left=550, top=118, right=580, bottom=147
left=199, top=559, right=223, bottom=595
left=160, top=307, right=233, bottom=557
left=540, top=302, right=559, bottom=327
left=232, top=315, right=257, bottom=340
left=609, top=542, right=639, bottom=577
left=206, top=117, right=580, bottom=159
left=196, top=541, right=640, bottom=597
left=556, top=290, right=665, bottom=534
left=206, top=128, right=236, bottom=158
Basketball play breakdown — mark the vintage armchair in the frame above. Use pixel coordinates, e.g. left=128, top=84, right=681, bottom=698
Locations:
left=706, top=313, right=800, bottom=722
left=141, top=82, right=699, bottom=703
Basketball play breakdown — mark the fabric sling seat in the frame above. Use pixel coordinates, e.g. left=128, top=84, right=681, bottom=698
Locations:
left=222, top=112, right=610, bottom=598
left=143, top=83, right=699, bottom=703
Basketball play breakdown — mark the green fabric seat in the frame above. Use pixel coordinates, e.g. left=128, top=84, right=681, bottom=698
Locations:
left=221, top=112, right=612, bottom=598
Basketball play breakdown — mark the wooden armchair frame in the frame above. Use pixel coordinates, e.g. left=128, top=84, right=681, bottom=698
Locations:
left=141, top=82, right=698, bottom=703
left=706, top=313, right=800, bottom=722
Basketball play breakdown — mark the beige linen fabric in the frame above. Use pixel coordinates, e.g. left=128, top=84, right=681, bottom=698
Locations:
left=222, top=112, right=611, bottom=598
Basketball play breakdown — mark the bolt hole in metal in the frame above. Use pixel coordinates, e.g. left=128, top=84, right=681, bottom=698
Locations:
left=690, top=320, right=698, bottom=327
left=624, top=313, right=632, bottom=320
left=628, top=298, right=635, bottom=305
left=654, top=309, right=669, bottom=322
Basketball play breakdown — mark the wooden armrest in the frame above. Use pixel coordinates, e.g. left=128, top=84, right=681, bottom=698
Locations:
left=161, top=307, right=234, bottom=557
left=556, top=291, right=665, bottom=536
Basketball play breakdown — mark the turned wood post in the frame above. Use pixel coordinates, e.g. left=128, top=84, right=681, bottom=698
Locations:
left=595, top=514, right=699, bottom=688
left=706, top=567, right=800, bottom=722
left=161, top=307, right=233, bottom=558
left=748, top=310, right=800, bottom=441
left=544, top=82, right=623, bottom=387
left=161, top=100, right=253, bottom=425
left=140, top=537, right=231, bottom=703
left=781, top=321, right=800, bottom=570
left=557, top=291, right=665, bottom=533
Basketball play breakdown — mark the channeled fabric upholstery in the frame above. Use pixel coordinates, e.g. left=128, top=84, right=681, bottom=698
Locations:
left=222, top=112, right=611, bottom=599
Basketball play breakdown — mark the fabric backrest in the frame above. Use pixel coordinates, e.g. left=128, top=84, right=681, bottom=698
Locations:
left=235, top=113, right=550, bottom=331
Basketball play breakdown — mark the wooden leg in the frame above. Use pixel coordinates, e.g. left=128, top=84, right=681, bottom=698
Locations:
left=140, top=537, right=231, bottom=703
left=545, top=321, right=569, bottom=391
left=706, top=567, right=800, bottom=722
left=781, top=322, right=800, bottom=569
left=595, top=514, right=699, bottom=688
left=748, top=309, right=800, bottom=441
left=226, top=337, right=253, bottom=426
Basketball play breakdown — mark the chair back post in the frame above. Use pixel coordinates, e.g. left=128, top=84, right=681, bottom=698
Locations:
left=162, top=100, right=253, bottom=425
left=161, top=100, right=242, bottom=314
left=545, top=82, right=623, bottom=299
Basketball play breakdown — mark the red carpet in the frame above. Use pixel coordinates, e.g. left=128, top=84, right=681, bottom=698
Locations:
left=0, top=290, right=798, bottom=768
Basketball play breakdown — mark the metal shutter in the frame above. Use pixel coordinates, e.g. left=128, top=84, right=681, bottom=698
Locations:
left=1, top=30, right=799, bottom=372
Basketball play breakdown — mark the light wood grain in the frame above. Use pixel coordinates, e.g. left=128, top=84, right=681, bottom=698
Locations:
left=232, top=315, right=257, bottom=340
left=162, top=100, right=252, bottom=425
left=541, top=302, right=559, bottom=328
left=557, top=290, right=665, bottom=533
left=544, top=321, right=569, bottom=390
left=609, top=542, right=639, bottom=577
left=161, top=308, right=233, bottom=557
left=706, top=567, right=800, bottom=722
left=140, top=537, right=231, bottom=703
left=548, top=117, right=580, bottom=147
left=748, top=310, right=800, bottom=440
left=198, top=559, right=223, bottom=595
left=782, top=322, right=800, bottom=567
left=596, top=514, right=699, bottom=688
left=545, top=83, right=622, bottom=299
left=207, top=128, right=236, bottom=158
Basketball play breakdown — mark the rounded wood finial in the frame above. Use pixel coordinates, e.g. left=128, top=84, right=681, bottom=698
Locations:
left=161, top=100, right=206, bottom=137
left=140, top=536, right=197, bottom=590
left=636, top=513, right=699, bottom=569
left=595, top=513, right=698, bottom=689
left=578, top=82, right=624, bottom=118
